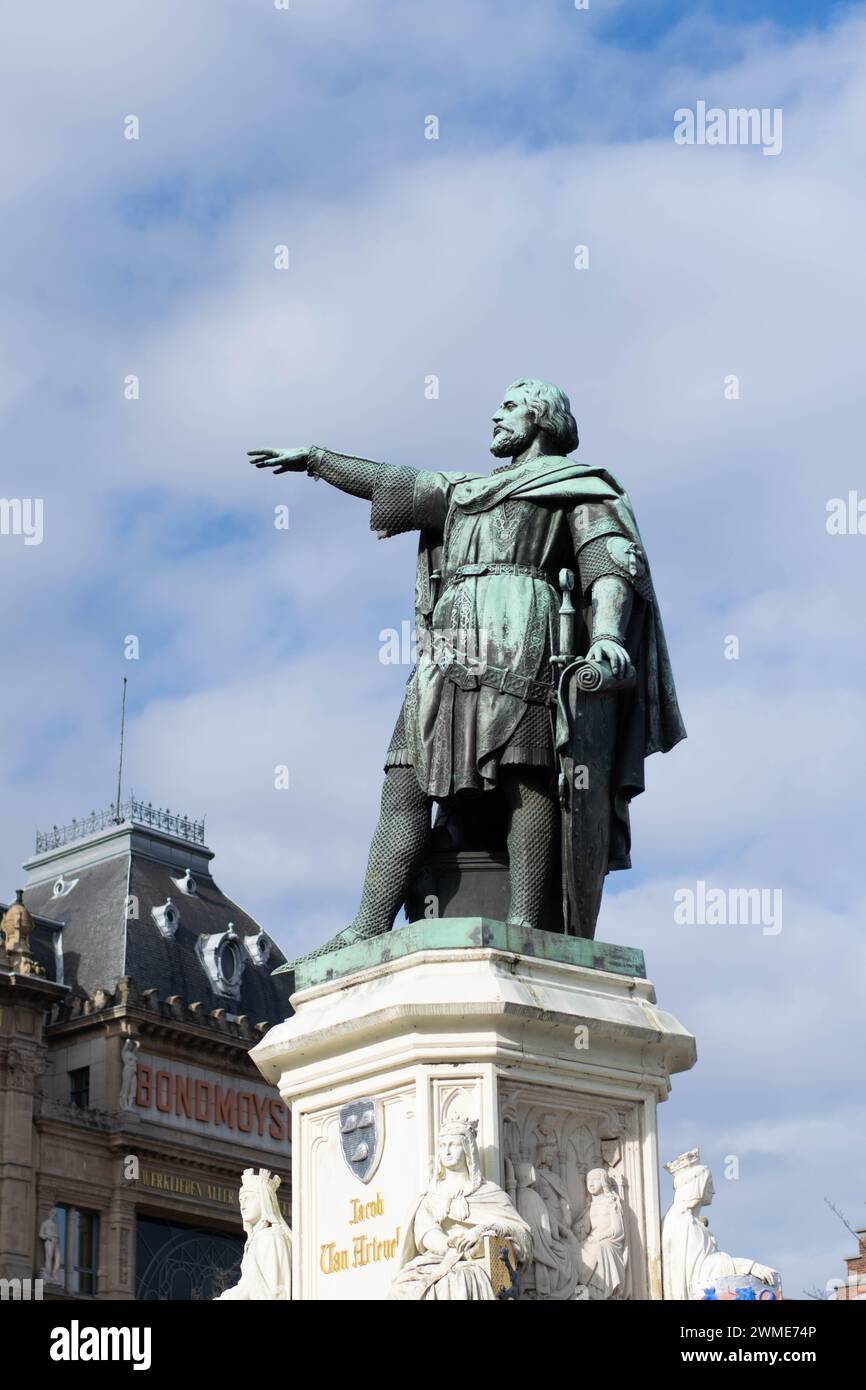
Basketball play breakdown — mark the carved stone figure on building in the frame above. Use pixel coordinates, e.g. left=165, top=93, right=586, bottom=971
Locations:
left=389, top=1118, right=531, bottom=1300
left=39, top=1206, right=63, bottom=1285
left=1, top=889, right=44, bottom=976
left=661, top=1149, right=778, bottom=1299
left=215, top=1168, right=293, bottom=1300
left=119, top=1037, right=140, bottom=1111
left=249, top=379, right=685, bottom=962
left=2, top=889, right=33, bottom=953
left=575, top=1167, right=628, bottom=1299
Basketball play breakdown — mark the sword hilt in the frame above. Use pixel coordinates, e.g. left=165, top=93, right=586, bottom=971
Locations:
left=552, top=567, right=576, bottom=668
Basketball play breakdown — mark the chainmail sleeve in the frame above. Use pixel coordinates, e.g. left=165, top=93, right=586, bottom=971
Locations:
left=307, top=448, right=420, bottom=538
left=370, top=465, right=421, bottom=538
left=576, top=533, right=654, bottom=602
left=307, top=448, right=381, bottom=499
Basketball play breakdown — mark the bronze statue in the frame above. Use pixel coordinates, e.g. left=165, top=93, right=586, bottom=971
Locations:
left=250, top=379, right=684, bottom=962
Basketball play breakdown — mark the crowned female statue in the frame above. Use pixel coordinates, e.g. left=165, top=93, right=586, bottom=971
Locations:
left=389, top=1118, right=532, bottom=1300
left=661, top=1149, right=778, bottom=1300
left=216, top=1168, right=293, bottom=1300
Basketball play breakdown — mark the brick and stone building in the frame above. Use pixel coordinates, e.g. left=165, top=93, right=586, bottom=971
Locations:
left=834, top=1227, right=866, bottom=1299
left=0, top=798, right=292, bottom=1300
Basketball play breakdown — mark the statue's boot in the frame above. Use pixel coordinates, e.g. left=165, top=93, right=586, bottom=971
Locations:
left=282, top=918, right=382, bottom=968
left=285, top=767, right=431, bottom=968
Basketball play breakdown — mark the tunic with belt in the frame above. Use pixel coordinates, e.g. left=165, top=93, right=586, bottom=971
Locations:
left=368, top=453, right=684, bottom=826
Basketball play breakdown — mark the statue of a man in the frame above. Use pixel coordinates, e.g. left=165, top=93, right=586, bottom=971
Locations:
left=661, top=1149, right=778, bottom=1299
left=389, top=1118, right=531, bottom=1300
left=39, top=1207, right=63, bottom=1285
left=251, top=379, right=684, bottom=960
left=215, top=1168, right=293, bottom=1300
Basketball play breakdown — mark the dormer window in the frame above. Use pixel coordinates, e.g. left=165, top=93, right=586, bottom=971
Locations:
left=242, top=930, right=272, bottom=967
left=171, top=869, right=197, bottom=896
left=219, top=936, right=243, bottom=988
left=197, top=923, right=245, bottom=1000
left=151, top=898, right=180, bottom=940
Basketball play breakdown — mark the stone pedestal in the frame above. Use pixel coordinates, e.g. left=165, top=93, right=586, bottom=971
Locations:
left=251, top=919, right=695, bottom=1301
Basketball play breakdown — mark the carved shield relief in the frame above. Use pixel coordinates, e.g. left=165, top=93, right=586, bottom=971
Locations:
left=338, top=1098, right=385, bottom=1184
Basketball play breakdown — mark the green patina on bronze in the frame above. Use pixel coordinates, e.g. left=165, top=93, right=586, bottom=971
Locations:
left=280, top=917, right=646, bottom=990
left=251, top=378, right=685, bottom=966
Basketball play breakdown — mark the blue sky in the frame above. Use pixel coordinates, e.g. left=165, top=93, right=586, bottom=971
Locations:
left=2, top=0, right=865, bottom=1296
left=606, top=0, right=850, bottom=45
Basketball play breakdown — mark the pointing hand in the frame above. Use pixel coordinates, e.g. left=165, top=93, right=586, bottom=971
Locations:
left=247, top=447, right=312, bottom=474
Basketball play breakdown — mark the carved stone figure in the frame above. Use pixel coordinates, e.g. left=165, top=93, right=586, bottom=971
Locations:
left=119, top=1037, right=140, bottom=1111
left=532, top=1113, right=572, bottom=1219
left=661, top=1149, right=778, bottom=1299
left=249, top=379, right=685, bottom=961
left=215, top=1168, right=293, bottom=1300
left=39, top=1207, right=63, bottom=1285
left=501, top=1103, right=639, bottom=1299
left=1, top=889, right=44, bottom=976
left=389, top=1118, right=531, bottom=1300
left=575, top=1167, right=627, bottom=1299
left=513, top=1161, right=582, bottom=1299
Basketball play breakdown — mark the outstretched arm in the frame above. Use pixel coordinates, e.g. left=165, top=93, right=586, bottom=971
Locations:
left=249, top=446, right=430, bottom=541
left=248, top=446, right=381, bottom=500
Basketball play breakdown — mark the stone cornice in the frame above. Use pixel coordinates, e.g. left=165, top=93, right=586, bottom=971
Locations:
left=44, top=974, right=272, bottom=1058
left=0, top=968, right=68, bottom=1004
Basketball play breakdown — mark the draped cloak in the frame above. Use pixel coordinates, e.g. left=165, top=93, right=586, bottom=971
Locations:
left=661, top=1204, right=754, bottom=1301
left=388, top=1179, right=532, bottom=1301
left=216, top=1222, right=292, bottom=1300
left=578, top=1191, right=628, bottom=1299
left=373, top=454, right=686, bottom=873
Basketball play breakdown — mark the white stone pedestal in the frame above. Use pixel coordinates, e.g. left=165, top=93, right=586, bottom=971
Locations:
left=251, top=919, right=695, bottom=1301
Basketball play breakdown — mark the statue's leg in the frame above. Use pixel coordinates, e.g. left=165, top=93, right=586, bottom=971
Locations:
left=500, top=766, right=558, bottom=931
left=290, top=766, right=431, bottom=963
left=349, top=766, right=431, bottom=936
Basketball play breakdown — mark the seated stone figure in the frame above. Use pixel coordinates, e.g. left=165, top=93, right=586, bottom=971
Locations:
left=662, top=1149, right=778, bottom=1300
left=216, top=1168, right=292, bottom=1301
left=389, top=1118, right=531, bottom=1300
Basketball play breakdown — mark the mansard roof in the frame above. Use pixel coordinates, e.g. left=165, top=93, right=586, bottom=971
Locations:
left=19, top=798, right=292, bottom=1024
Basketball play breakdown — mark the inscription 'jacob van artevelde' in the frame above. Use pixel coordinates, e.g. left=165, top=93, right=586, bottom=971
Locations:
left=320, top=1192, right=400, bottom=1274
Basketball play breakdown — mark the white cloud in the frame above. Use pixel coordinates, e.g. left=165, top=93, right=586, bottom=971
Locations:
left=1, top=0, right=864, bottom=1296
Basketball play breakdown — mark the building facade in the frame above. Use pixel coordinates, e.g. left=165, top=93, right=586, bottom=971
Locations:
left=834, top=1228, right=866, bottom=1300
left=0, top=799, right=293, bottom=1300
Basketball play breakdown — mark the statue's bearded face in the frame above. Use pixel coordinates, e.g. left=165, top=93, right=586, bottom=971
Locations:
left=490, top=389, right=537, bottom=458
